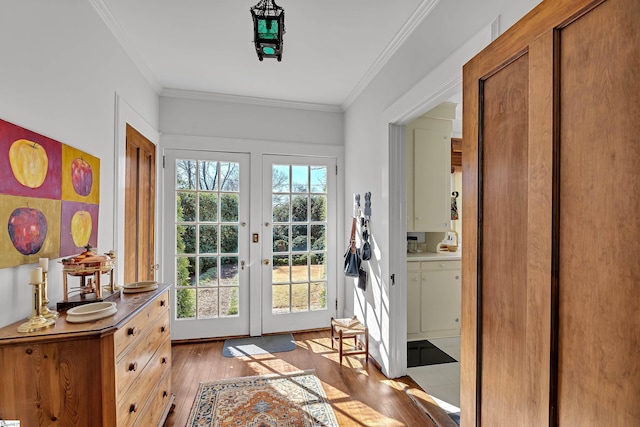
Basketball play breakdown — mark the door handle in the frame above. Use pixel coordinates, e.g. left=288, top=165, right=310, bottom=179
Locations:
left=263, top=259, right=270, bottom=265
left=150, top=264, right=159, bottom=271
left=241, top=260, right=246, bottom=270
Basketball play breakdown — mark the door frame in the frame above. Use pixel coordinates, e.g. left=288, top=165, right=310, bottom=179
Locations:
left=160, top=134, right=345, bottom=337
left=114, top=94, right=161, bottom=287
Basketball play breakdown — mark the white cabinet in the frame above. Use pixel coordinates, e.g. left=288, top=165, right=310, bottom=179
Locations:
left=407, top=260, right=461, bottom=340
left=406, top=105, right=454, bottom=232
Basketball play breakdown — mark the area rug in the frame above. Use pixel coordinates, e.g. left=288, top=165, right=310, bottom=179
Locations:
left=186, top=370, right=339, bottom=427
left=222, top=333, right=296, bottom=358
left=407, top=339, right=457, bottom=367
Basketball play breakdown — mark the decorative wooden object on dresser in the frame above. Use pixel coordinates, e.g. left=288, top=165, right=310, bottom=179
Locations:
left=0, top=283, right=174, bottom=427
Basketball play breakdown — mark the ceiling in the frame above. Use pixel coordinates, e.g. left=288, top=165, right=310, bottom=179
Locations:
left=92, top=0, right=436, bottom=108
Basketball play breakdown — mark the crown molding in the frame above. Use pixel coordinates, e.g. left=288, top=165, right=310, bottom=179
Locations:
left=161, top=88, right=344, bottom=113
left=341, top=0, right=441, bottom=110
left=89, top=0, right=162, bottom=94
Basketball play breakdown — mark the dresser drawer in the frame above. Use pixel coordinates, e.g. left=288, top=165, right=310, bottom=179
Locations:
left=114, top=290, right=169, bottom=357
left=116, top=309, right=170, bottom=397
left=133, top=369, right=172, bottom=427
left=117, top=337, right=171, bottom=427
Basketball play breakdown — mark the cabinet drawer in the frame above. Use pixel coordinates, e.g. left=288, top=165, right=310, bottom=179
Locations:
left=117, top=337, right=171, bottom=427
left=420, top=260, right=461, bottom=271
left=116, top=309, right=170, bottom=397
left=133, top=369, right=172, bottom=427
left=407, top=261, right=421, bottom=271
left=114, top=290, right=169, bottom=357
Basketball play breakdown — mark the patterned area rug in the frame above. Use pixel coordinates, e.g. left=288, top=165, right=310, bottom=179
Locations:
left=186, top=370, right=339, bottom=427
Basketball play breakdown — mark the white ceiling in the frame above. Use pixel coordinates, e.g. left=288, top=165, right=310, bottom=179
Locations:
left=92, top=0, right=434, bottom=108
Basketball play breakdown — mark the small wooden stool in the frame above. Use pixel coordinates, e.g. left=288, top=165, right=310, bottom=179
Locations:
left=331, top=316, right=369, bottom=365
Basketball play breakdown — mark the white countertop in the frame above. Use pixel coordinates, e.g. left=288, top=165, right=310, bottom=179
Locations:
left=406, top=251, right=461, bottom=261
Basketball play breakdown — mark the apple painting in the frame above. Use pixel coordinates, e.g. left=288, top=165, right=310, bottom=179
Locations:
left=71, top=157, right=93, bottom=197
left=71, top=210, right=92, bottom=248
left=7, top=207, right=48, bottom=255
left=9, top=139, right=49, bottom=189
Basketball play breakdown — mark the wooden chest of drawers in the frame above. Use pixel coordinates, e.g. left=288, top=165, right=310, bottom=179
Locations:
left=0, top=283, right=174, bottom=426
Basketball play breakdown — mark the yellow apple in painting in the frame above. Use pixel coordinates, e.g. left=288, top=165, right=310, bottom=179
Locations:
left=71, top=210, right=92, bottom=248
left=9, top=139, right=49, bottom=188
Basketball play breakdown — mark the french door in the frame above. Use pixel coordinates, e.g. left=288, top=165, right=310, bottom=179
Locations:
left=165, top=149, right=337, bottom=339
left=261, top=156, right=337, bottom=333
left=164, top=150, right=250, bottom=340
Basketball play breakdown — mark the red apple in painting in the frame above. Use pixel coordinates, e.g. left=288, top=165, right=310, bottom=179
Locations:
left=9, top=139, right=49, bottom=188
left=7, top=207, right=48, bottom=255
left=71, top=157, right=93, bottom=196
left=71, top=210, right=92, bottom=248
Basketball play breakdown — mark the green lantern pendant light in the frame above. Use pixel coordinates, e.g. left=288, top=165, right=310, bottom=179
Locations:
left=250, top=0, right=285, bottom=61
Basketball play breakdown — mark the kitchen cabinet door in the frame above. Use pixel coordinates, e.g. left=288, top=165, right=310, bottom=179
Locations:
left=413, top=128, right=451, bottom=232
left=407, top=263, right=421, bottom=334
left=420, top=267, right=461, bottom=336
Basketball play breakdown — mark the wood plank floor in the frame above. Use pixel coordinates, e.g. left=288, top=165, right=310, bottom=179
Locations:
left=164, top=330, right=455, bottom=427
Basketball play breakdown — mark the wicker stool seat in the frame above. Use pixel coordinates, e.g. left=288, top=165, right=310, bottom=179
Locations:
left=331, top=316, right=369, bottom=365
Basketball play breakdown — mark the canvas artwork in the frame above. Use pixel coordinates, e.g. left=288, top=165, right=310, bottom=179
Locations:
left=0, top=118, right=100, bottom=268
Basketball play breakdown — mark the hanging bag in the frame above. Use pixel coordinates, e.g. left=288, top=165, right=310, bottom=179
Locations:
left=344, top=216, right=361, bottom=277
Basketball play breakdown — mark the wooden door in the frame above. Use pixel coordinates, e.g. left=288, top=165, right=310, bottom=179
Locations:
left=125, top=124, right=156, bottom=284
left=462, top=0, right=640, bottom=426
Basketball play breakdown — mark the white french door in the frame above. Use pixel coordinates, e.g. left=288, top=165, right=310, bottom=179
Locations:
left=165, top=149, right=337, bottom=339
left=261, top=155, right=337, bottom=333
left=164, top=150, right=250, bottom=340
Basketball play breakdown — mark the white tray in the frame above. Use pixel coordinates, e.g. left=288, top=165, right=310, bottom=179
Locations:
left=123, top=281, right=159, bottom=294
left=66, top=302, right=117, bottom=323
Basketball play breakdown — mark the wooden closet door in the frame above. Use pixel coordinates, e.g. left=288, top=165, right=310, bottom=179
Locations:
left=462, top=0, right=639, bottom=426
left=557, top=0, right=640, bottom=424
left=125, top=124, right=156, bottom=284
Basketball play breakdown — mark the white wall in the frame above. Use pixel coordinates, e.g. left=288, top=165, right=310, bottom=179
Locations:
left=160, top=93, right=343, bottom=146
left=0, top=1, right=159, bottom=327
left=343, top=0, right=542, bottom=377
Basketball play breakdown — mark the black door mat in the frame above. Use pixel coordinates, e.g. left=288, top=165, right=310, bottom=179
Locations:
left=407, top=339, right=457, bottom=367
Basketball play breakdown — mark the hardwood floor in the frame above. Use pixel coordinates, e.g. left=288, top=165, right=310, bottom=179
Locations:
left=164, top=330, right=456, bottom=427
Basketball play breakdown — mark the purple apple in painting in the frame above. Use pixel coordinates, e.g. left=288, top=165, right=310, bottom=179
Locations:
left=7, top=207, right=48, bottom=255
left=71, top=158, right=93, bottom=196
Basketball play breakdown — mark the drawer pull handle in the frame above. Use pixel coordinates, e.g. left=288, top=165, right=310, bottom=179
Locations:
left=162, top=357, right=167, bottom=364
left=161, top=325, right=166, bottom=333
left=128, top=327, right=137, bottom=336
left=128, top=362, right=138, bottom=372
left=160, top=300, right=166, bottom=307
left=163, top=391, right=168, bottom=398
left=129, top=403, right=138, bottom=413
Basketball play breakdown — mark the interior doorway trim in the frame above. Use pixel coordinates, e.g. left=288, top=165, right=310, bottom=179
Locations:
left=114, top=93, right=161, bottom=286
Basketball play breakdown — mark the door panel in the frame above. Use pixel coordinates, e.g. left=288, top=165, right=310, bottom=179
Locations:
left=165, top=150, right=250, bottom=340
left=261, top=156, right=337, bottom=333
left=558, top=0, right=640, bottom=424
left=125, top=124, right=156, bottom=284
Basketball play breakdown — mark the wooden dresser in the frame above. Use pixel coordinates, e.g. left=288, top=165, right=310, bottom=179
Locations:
left=0, top=283, right=174, bottom=426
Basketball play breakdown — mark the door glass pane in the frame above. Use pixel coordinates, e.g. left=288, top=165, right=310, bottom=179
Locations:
left=199, top=161, right=218, bottom=190
left=270, top=164, right=328, bottom=314
left=273, top=225, right=289, bottom=252
left=220, top=162, right=239, bottom=191
left=273, top=195, right=290, bottom=222
left=291, top=195, right=308, bottom=222
left=176, top=160, right=197, bottom=190
left=199, top=193, right=218, bottom=222
left=174, top=158, right=242, bottom=320
left=272, top=165, right=289, bottom=192
left=220, top=194, right=238, bottom=222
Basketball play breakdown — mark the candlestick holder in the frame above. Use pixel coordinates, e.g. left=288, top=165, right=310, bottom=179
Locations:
left=18, top=280, right=56, bottom=333
left=41, top=271, right=59, bottom=319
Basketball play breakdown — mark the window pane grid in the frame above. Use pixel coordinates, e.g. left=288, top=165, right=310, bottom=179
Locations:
left=175, top=159, right=240, bottom=319
left=271, top=164, right=327, bottom=314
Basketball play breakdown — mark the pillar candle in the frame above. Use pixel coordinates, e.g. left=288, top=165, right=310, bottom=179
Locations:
left=39, top=258, right=49, bottom=273
left=30, top=267, right=43, bottom=284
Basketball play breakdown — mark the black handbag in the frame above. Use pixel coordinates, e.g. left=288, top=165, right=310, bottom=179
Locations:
left=344, top=217, right=361, bottom=277
left=361, top=228, right=371, bottom=261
